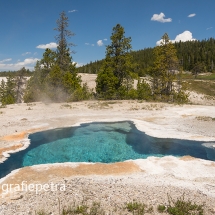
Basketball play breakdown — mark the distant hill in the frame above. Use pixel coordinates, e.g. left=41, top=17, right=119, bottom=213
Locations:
left=0, top=70, right=33, bottom=77
left=77, top=38, right=215, bottom=76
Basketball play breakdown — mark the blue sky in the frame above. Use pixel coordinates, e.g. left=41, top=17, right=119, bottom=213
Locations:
left=0, top=0, right=214, bottom=71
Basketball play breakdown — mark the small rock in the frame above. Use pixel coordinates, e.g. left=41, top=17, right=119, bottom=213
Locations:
left=10, top=194, right=23, bottom=200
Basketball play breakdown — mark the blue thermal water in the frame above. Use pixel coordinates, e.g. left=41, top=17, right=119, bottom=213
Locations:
left=0, top=121, right=215, bottom=178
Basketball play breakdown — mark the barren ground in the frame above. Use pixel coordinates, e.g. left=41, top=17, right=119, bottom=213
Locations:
left=0, top=74, right=215, bottom=214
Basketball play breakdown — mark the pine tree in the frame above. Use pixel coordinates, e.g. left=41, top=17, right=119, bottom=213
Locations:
left=79, top=37, right=215, bottom=75
left=24, top=60, right=46, bottom=102
left=0, top=73, right=16, bottom=105
left=24, top=11, right=91, bottom=103
left=151, top=33, right=188, bottom=102
left=137, top=79, right=152, bottom=100
left=54, top=11, right=75, bottom=72
left=40, top=48, right=56, bottom=70
left=151, top=33, right=179, bottom=98
left=96, top=24, right=136, bottom=99
left=192, top=62, right=206, bottom=78
left=0, top=79, right=6, bottom=105
left=15, top=67, right=27, bottom=103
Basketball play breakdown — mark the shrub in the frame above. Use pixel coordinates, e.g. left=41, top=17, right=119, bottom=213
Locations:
left=166, top=194, right=204, bottom=215
left=157, top=204, right=166, bottom=213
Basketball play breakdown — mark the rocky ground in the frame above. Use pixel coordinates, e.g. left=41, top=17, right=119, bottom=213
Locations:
left=1, top=174, right=215, bottom=214
left=0, top=92, right=215, bottom=214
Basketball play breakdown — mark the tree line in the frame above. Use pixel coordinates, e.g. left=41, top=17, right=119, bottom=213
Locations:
left=0, top=68, right=29, bottom=105
left=0, top=69, right=32, bottom=77
left=1, top=12, right=193, bottom=105
left=78, top=38, right=215, bottom=76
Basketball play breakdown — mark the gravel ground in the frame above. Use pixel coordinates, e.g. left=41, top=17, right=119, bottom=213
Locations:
left=0, top=100, right=215, bottom=214
left=1, top=175, right=215, bottom=214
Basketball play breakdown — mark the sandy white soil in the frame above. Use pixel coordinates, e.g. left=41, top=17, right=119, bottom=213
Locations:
left=0, top=100, right=215, bottom=214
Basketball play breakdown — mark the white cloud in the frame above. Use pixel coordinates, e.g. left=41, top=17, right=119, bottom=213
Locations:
left=73, top=62, right=83, bottom=67
left=156, top=39, right=162, bottom=46
left=22, top=52, right=31, bottom=56
left=16, top=58, right=39, bottom=66
left=36, top=42, right=58, bottom=49
left=188, top=13, right=196, bottom=18
left=68, top=10, right=77, bottom=13
left=0, top=58, right=39, bottom=71
left=207, top=27, right=213, bottom=30
left=86, top=40, right=105, bottom=47
left=156, top=31, right=196, bottom=45
left=97, top=40, right=103, bottom=46
left=85, top=42, right=96, bottom=46
left=151, top=12, right=172, bottom=23
left=0, top=58, right=12, bottom=63
left=172, top=31, right=196, bottom=43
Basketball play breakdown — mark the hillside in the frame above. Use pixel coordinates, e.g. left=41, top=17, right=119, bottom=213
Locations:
left=77, top=38, right=215, bottom=76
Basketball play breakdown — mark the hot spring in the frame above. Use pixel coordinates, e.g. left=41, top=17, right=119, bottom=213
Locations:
left=0, top=121, right=215, bottom=178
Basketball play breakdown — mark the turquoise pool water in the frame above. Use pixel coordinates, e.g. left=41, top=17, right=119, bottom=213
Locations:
left=0, top=121, right=215, bottom=178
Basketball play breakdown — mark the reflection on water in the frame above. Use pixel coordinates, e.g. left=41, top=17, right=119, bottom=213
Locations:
left=0, top=121, right=214, bottom=178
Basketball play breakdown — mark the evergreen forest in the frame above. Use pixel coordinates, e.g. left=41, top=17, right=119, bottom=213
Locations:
left=77, top=38, right=215, bottom=76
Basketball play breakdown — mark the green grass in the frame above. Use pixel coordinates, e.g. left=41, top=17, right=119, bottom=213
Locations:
left=195, top=116, right=215, bottom=121
left=125, top=201, right=147, bottom=214
left=26, top=103, right=36, bottom=106
left=181, top=72, right=215, bottom=81
left=87, top=101, right=113, bottom=109
left=35, top=195, right=205, bottom=215
left=184, top=80, right=215, bottom=97
left=36, top=211, right=48, bottom=215
left=181, top=73, right=194, bottom=80
left=157, top=204, right=166, bottom=213
left=60, top=104, right=73, bottom=109
left=36, top=202, right=104, bottom=215
left=166, top=194, right=204, bottom=215
left=197, top=73, right=215, bottom=80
